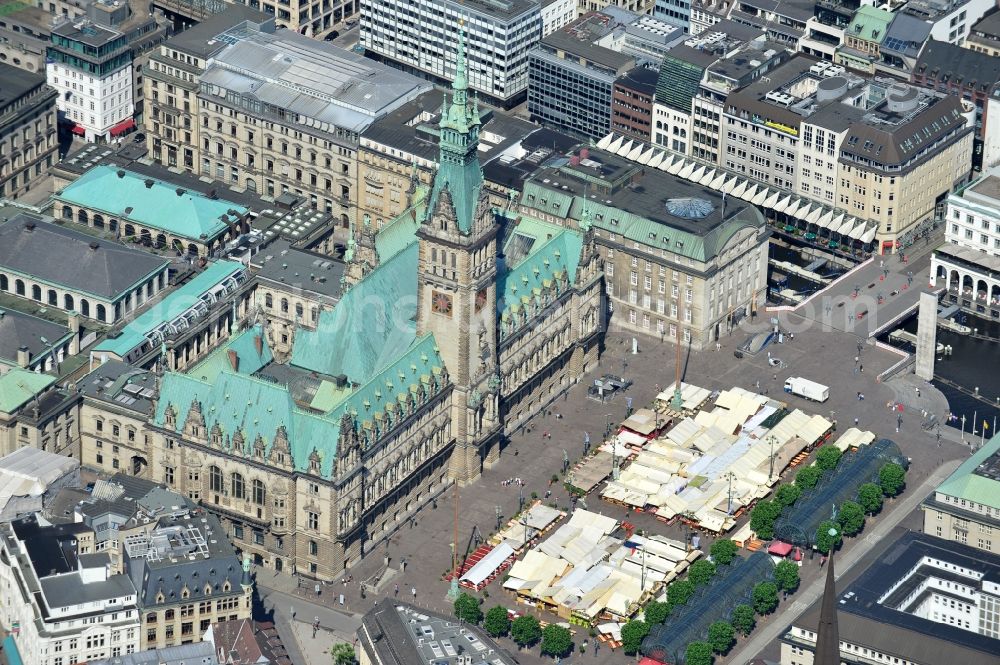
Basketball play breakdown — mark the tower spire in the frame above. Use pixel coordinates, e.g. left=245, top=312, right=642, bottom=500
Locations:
left=814, top=530, right=841, bottom=665
left=454, top=22, right=468, bottom=96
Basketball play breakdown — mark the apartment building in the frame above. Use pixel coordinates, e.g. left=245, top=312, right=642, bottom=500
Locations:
left=196, top=30, right=429, bottom=228
left=922, top=434, right=1000, bottom=554
left=780, top=532, right=1000, bottom=665
left=0, top=516, right=140, bottom=665
left=46, top=0, right=167, bottom=142
left=689, top=0, right=731, bottom=35
left=143, top=8, right=274, bottom=174
left=900, top=0, right=994, bottom=45
left=531, top=9, right=682, bottom=140
left=519, top=146, right=768, bottom=348
left=728, top=0, right=812, bottom=49
left=0, top=63, right=58, bottom=200
left=722, top=56, right=973, bottom=250
left=359, top=0, right=542, bottom=108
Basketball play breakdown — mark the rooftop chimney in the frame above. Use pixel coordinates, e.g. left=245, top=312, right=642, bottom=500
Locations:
left=227, top=349, right=239, bottom=372
left=254, top=335, right=263, bottom=357
left=144, top=179, right=154, bottom=188
left=17, top=346, right=30, bottom=368
left=24, top=222, right=35, bottom=232
left=116, top=169, right=126, bottom=178
left=89, top=241, right=100, bottom=250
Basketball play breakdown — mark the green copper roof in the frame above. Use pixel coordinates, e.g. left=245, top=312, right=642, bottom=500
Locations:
left=934, top=433, right=1000, bottom=509
left=309, top=379, right=353, bottom=412
left=499, top=217, right=583, bottom=321
left=57, top=165, right=246, bottom=241
left=291, top=243, right=418, bottom=385
left=188, top=324, right=273, bottom=384
left=847, top=6, right=893, bottom=44
left=93, top=261, right=245, bottom=359
left=375, top=188, right=427, bottom=262
left=154, top=333, right=445, bottom=478
left=0, top=368, right=55, bottom=413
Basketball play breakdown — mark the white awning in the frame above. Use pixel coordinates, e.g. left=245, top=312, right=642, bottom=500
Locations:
left=668, top=159, right=685, bottom=175
left=831, top=213, right=849, bottom=234
left=731, top=180, right=749, bottom=198
left=606, top=135, right=623, bottom=153
left=700, top=168, right=717, bottom=186
left=461, top=542, right=516, bottom=587
left=627, top=143, right=644, bottom=161
left=659, top=155, right=676, bottom=172
left=597, top=133, right=614, bottom=150
left=860, top=224, right=878, bottom=243
left=710, top=172, right=728, bottom=189
left=817, top=210, right=836, bottom=230
left=647, top=151, right=665, bottom=168
left=678, top=161, right=696, bottom=179
left=806, top=205, right=823, bottom=225
left=636, top=146, right=655, bottom=165
left=740, top=184, right=759, bottom=201
left=689, top=164, right=706, bottom=182
left=846, top=218, right=865, bottom=240
left=790, top=199, right=811, bottom=219
left=751, top=187, right=770, bottom=206
left=763, top=190, right=782, bottom=209
left=773, top=195, right=792, bottom=213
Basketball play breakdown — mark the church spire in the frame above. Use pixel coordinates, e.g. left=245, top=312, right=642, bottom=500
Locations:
left=814, top=528, right=841, bottom=665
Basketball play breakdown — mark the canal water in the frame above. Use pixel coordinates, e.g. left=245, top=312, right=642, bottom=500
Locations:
left=885, top=312, right=1000, bottom=433
left=767, top=243, right=848, bottom=303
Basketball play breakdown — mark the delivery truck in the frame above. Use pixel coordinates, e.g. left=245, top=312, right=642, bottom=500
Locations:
left=783, top=377, right=829, bottom=402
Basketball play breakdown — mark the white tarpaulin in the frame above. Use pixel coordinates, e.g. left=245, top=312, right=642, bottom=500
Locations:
left=461, top=542, right=515, bottom=587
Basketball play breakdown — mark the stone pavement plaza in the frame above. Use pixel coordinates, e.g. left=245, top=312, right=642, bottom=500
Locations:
left=255, top=253, right=972, bottom=663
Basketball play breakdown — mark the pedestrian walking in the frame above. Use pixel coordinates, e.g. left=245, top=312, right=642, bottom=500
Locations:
left=916, top=387, right=921, bottom=397
left=411, top=587, right=417, bottom=599
left=854, top=417, right=859, bottom=426
left=854, top=356, right=859, bottom=365
left=394, top=583, right=399, bottom=597
left=290, top=605, right=296, bottom=619
left=859, top=364, right=864, bottom=373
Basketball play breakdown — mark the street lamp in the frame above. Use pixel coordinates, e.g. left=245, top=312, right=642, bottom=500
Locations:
left=495, top=505, right=502, bottom=532
left=724, top=471, right=736, bottom=515
left=768, top=435, right=778, bottom=481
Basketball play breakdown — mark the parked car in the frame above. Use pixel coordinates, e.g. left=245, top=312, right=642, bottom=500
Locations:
left=324, top=30, right=339, bottom=40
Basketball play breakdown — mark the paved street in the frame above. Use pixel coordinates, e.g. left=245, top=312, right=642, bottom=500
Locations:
left=254, top=252, right=974, bottom=663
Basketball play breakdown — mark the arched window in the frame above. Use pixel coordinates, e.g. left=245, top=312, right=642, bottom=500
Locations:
left=77, top=209, right=89, bottom=225
left=265, top=293, right=273, bottom=309
left=280, top=298, right=288, bottom=313
left=62, top=206, right=73, bottom=219
left=96, top=304, right=107, bottom=321
left=231, top=472, right=245, bottom=499
left=0, top=274, right=6, bottom=291
left=47, top=289, right=57, bottom=306
left=187, top=243, right=198, bottom=256
left=64, top=293, right=74, bottom=310
left=252, top=479, right=266, bottom=506
left=209, top=466, right=223, bottom=492
left=14, top=279, right=24, bottom=295
left=31, top=284, right=41, bottom=301
left=80, top=299, right=90, bottom=317
left=295, top=303, right=303, bottom=318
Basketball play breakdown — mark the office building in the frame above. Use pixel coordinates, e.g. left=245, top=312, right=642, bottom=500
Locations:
left=965, top=8, right=1000, bottom=55
left=529, top=9, right=682, bottom=140
left=780, top=532, right=1000, bottom=665
left=123, top=509, right=252, bottom=650
left=728, top=0, right=813, bottom=49
left=0, top=516, right=141, bottom=665
left=612, top=66, right=659, bottom=141
left=721, top=55, right=973, bottom=250
left=921, top=432, right=1000, bottom=553
left=46, top=0, right=167, bottom=142
left=899, top=0, right=994, bottom=45
left=0, top=63, right=58, bottom=200
left=195, top=30, right=429, bottom=228
left=653, top=0, right=693, bottom=32
left=542, top=0, right=577, bottom=36
left=0, top=368, right=79, bottom=457
left=0, top=212, right=170, bottom=324
left=519, top=146, right=768, bottom=347
left=358, top=601, right=518, bottom=665
left=914, top=39, right=1000, bottom=170
left=689, top=0, right=731, bottom=35
left=359, top=0, right=542, bottom=108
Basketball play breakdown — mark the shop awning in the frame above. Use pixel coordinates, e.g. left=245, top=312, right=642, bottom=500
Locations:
left=109, top=118, right=136, bottom=137
left=70, top=124, right=86, bottom=136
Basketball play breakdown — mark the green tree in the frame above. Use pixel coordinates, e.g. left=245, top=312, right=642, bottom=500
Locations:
left=483, top=606, right=510, bottom=638
left=453, top=592, right=483, bottom=625
left=511, top=615, right=542, bottom=648
left=685, top=641, right=714, bottom=665
left=331, top=643, right=356, bottom=665
left=773, top=560, right=800, bottom=593
left=707, top=621, right=735, bottom=655
left=709, top=539, right=739, bottom=565
left=752, top=582, right=779, bottom=615
left=815, top=520, right=842, bottom=554
left=774, top=484, right=802, bottom=508
left=795, top=465, right=823, bottom=490
left=540, top=624, right=573, bottom=658
left=837, top=500, right=866, bottom=536
left=858, top=482, right=884, bottom=515
left=815, top=445, right=843, bottom=471
left=620, top=620, right=650, bottom=655
left=731, top=604, right=756, bottom=636
left=667, top=579, right=695, bottom=607
left=879, top=462, right=906, bottom=497
left=643, top=600, right=670, bottom=625
left=750, top=500, right=782, bottom=540
left=688, top=559, right=717, bottom=586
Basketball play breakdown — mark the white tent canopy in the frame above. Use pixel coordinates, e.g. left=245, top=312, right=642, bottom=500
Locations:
left=460, top=542, right=515, bottom=587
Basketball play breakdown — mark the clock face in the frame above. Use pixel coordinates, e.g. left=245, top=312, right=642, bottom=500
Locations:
left=431, top=290, right=453, bottom=316
left=475, top=288, right=488, bottom=313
